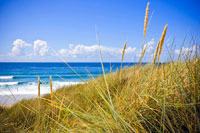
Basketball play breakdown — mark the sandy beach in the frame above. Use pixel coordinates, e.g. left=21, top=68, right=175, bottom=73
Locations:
left=0, top=94, right=37, bottom=105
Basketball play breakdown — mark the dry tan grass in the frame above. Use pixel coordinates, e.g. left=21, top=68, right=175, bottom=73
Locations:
left=144, top=2, right=150, bottom=40
left=157, top=24, right=168, bottom=63
left=120, top=40, right=127, bottom=82
left=139, top=2, right=150, bottom=66
left=121, top=40, right=127, bottom=63
left=153, top=40, right=160, bottom=64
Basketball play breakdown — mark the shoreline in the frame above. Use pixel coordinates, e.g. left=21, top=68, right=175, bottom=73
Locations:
left=0, top=94, right=37, bottom=106
left=0, top=82, right=85, bottom=106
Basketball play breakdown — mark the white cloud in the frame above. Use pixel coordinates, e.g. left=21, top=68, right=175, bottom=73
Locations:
left=175, top=45, right=197, bottom=55
left=8, top=38, right=155, bottom=62
left=33, top=40, right=49, bottom=56
left=11, top=39, right=49, bottom=57
left=59, top=44, right=137, bottom=58
left=133, top=38, right=155, bottom=57
left=58, top=39, right=155, bottom=61
left=144, top=38, right=155, bottom=52
left=125, top=47, right=136, bottom=54
left=11, top=39, right=32, bottom=56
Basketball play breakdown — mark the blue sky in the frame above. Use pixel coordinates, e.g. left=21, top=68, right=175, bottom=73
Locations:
left=0, top=0, right=199, bottom=62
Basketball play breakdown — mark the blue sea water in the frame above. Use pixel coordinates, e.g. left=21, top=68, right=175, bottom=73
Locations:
left=0, top=62, right=136, bottom=95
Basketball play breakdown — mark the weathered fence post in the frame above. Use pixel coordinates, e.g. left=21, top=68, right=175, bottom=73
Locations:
left=50, top=76, right=54, bottom=127
left=38, top=76, right=40, bottom=126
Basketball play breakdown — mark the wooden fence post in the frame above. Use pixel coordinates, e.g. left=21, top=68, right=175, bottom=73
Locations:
left=38, top=76, right=40, bottom=126
left=50, top=76, right=54, bottom=126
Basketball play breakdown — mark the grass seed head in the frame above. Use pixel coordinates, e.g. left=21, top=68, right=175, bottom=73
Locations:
left=144, top=2, right=150, bottom=40
left=158, top=24, right=168, bottom=63
left=153, top=40, right=160, bottom=64
left=122, top=40, right=127, bottom=62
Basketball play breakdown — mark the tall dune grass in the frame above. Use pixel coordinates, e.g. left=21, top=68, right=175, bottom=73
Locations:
left=0, top=2, right=200, bottom=132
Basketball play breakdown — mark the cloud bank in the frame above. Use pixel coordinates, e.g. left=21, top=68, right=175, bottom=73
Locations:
left=59, top=38, right=155, bottom=60
left=59, top=44, right=130, bottom=58
left=175, top=45, right=197, bottom=55
left=4, top=38, right=167, bottom=62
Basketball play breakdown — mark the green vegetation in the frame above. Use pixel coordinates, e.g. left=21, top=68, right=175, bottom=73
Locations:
left=0, top=2, right=199, bottom=132
left=0, top=57, right=200, bottom=132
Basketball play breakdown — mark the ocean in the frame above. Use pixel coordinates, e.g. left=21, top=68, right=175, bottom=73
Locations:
left=0, top=62, right=136, bottom=96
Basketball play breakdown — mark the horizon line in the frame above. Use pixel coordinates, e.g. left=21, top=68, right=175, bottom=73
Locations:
left=0, top=62, right=152, bottom=63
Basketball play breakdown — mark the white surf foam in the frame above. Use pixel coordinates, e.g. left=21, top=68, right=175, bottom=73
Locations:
left=0, top=81, right=84, bottom=95
left=0, top=82, right=18, bottom=86
left=0, top=76, right=14, bottom=79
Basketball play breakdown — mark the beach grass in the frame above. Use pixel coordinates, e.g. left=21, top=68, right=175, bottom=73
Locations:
left=0, top=2, right=200, bottom=132
left=0, top=54, right=199, bottom=132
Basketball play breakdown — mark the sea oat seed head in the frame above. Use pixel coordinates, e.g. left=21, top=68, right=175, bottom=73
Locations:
left=144, top=2, right=150, bottom=39
left=153, top=40, right=160, bottom=64
left=122, top=40, right=127, bottom=62
left=157, top=24, right=168, bottom=63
